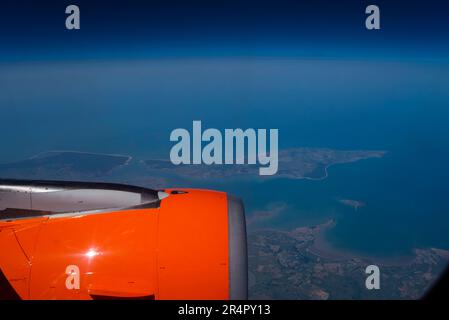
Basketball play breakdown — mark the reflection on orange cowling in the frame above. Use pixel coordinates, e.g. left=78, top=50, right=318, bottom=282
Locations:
left=0, top=182, right=246, bottom=300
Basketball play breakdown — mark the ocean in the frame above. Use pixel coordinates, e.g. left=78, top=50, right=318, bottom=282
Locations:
left=1, top=58, right=449, bottom=258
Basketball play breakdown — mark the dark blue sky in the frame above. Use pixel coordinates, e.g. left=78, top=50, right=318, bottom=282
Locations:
left=1, top=0, right=448, bottom=61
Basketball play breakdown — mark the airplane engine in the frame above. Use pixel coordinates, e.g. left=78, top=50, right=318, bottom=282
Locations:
left=0, top=180, right=248, bottom=300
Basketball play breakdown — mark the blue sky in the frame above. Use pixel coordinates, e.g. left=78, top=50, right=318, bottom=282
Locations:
left=0, top=0, right=448, bottom=62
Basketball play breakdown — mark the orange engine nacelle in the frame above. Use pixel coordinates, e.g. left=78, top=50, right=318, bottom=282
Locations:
left=0, top=180, right=247, bottom=300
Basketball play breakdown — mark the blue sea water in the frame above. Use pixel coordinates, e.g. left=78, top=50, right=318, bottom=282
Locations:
left=1, top=58, right=449, bottom=257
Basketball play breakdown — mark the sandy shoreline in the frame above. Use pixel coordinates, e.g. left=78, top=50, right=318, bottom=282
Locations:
left=253, top=219, right=418, bottom=267
left=307, top=220, right=416, bottom=266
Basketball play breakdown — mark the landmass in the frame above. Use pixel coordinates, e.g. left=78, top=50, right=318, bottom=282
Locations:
left=142, top=148, right=387, bottom=180
left=0, top=148, right=386, bottom=183
left=0, top=151, right=132, bottom=180
left=276, top=148, right=386, bottom=180
left=248, top=220, right=449, bottom=300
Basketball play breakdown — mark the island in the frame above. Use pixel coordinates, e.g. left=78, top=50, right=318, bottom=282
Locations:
left=142, top=148, right=387, bottom=180
left=0, top=148, right=386, bottom=183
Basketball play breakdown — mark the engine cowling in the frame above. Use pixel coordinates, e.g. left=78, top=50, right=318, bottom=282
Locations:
left=0, top=180, right=247, bottom=300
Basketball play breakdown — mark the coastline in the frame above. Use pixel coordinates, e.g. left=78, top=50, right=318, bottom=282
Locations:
left=253, top=219, right=420, bottom=267
left=28, top=150, right=132, bottom=161
left=307, top=219, right=416, bottom=266
left=290, top=151, right=388, bottom=181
